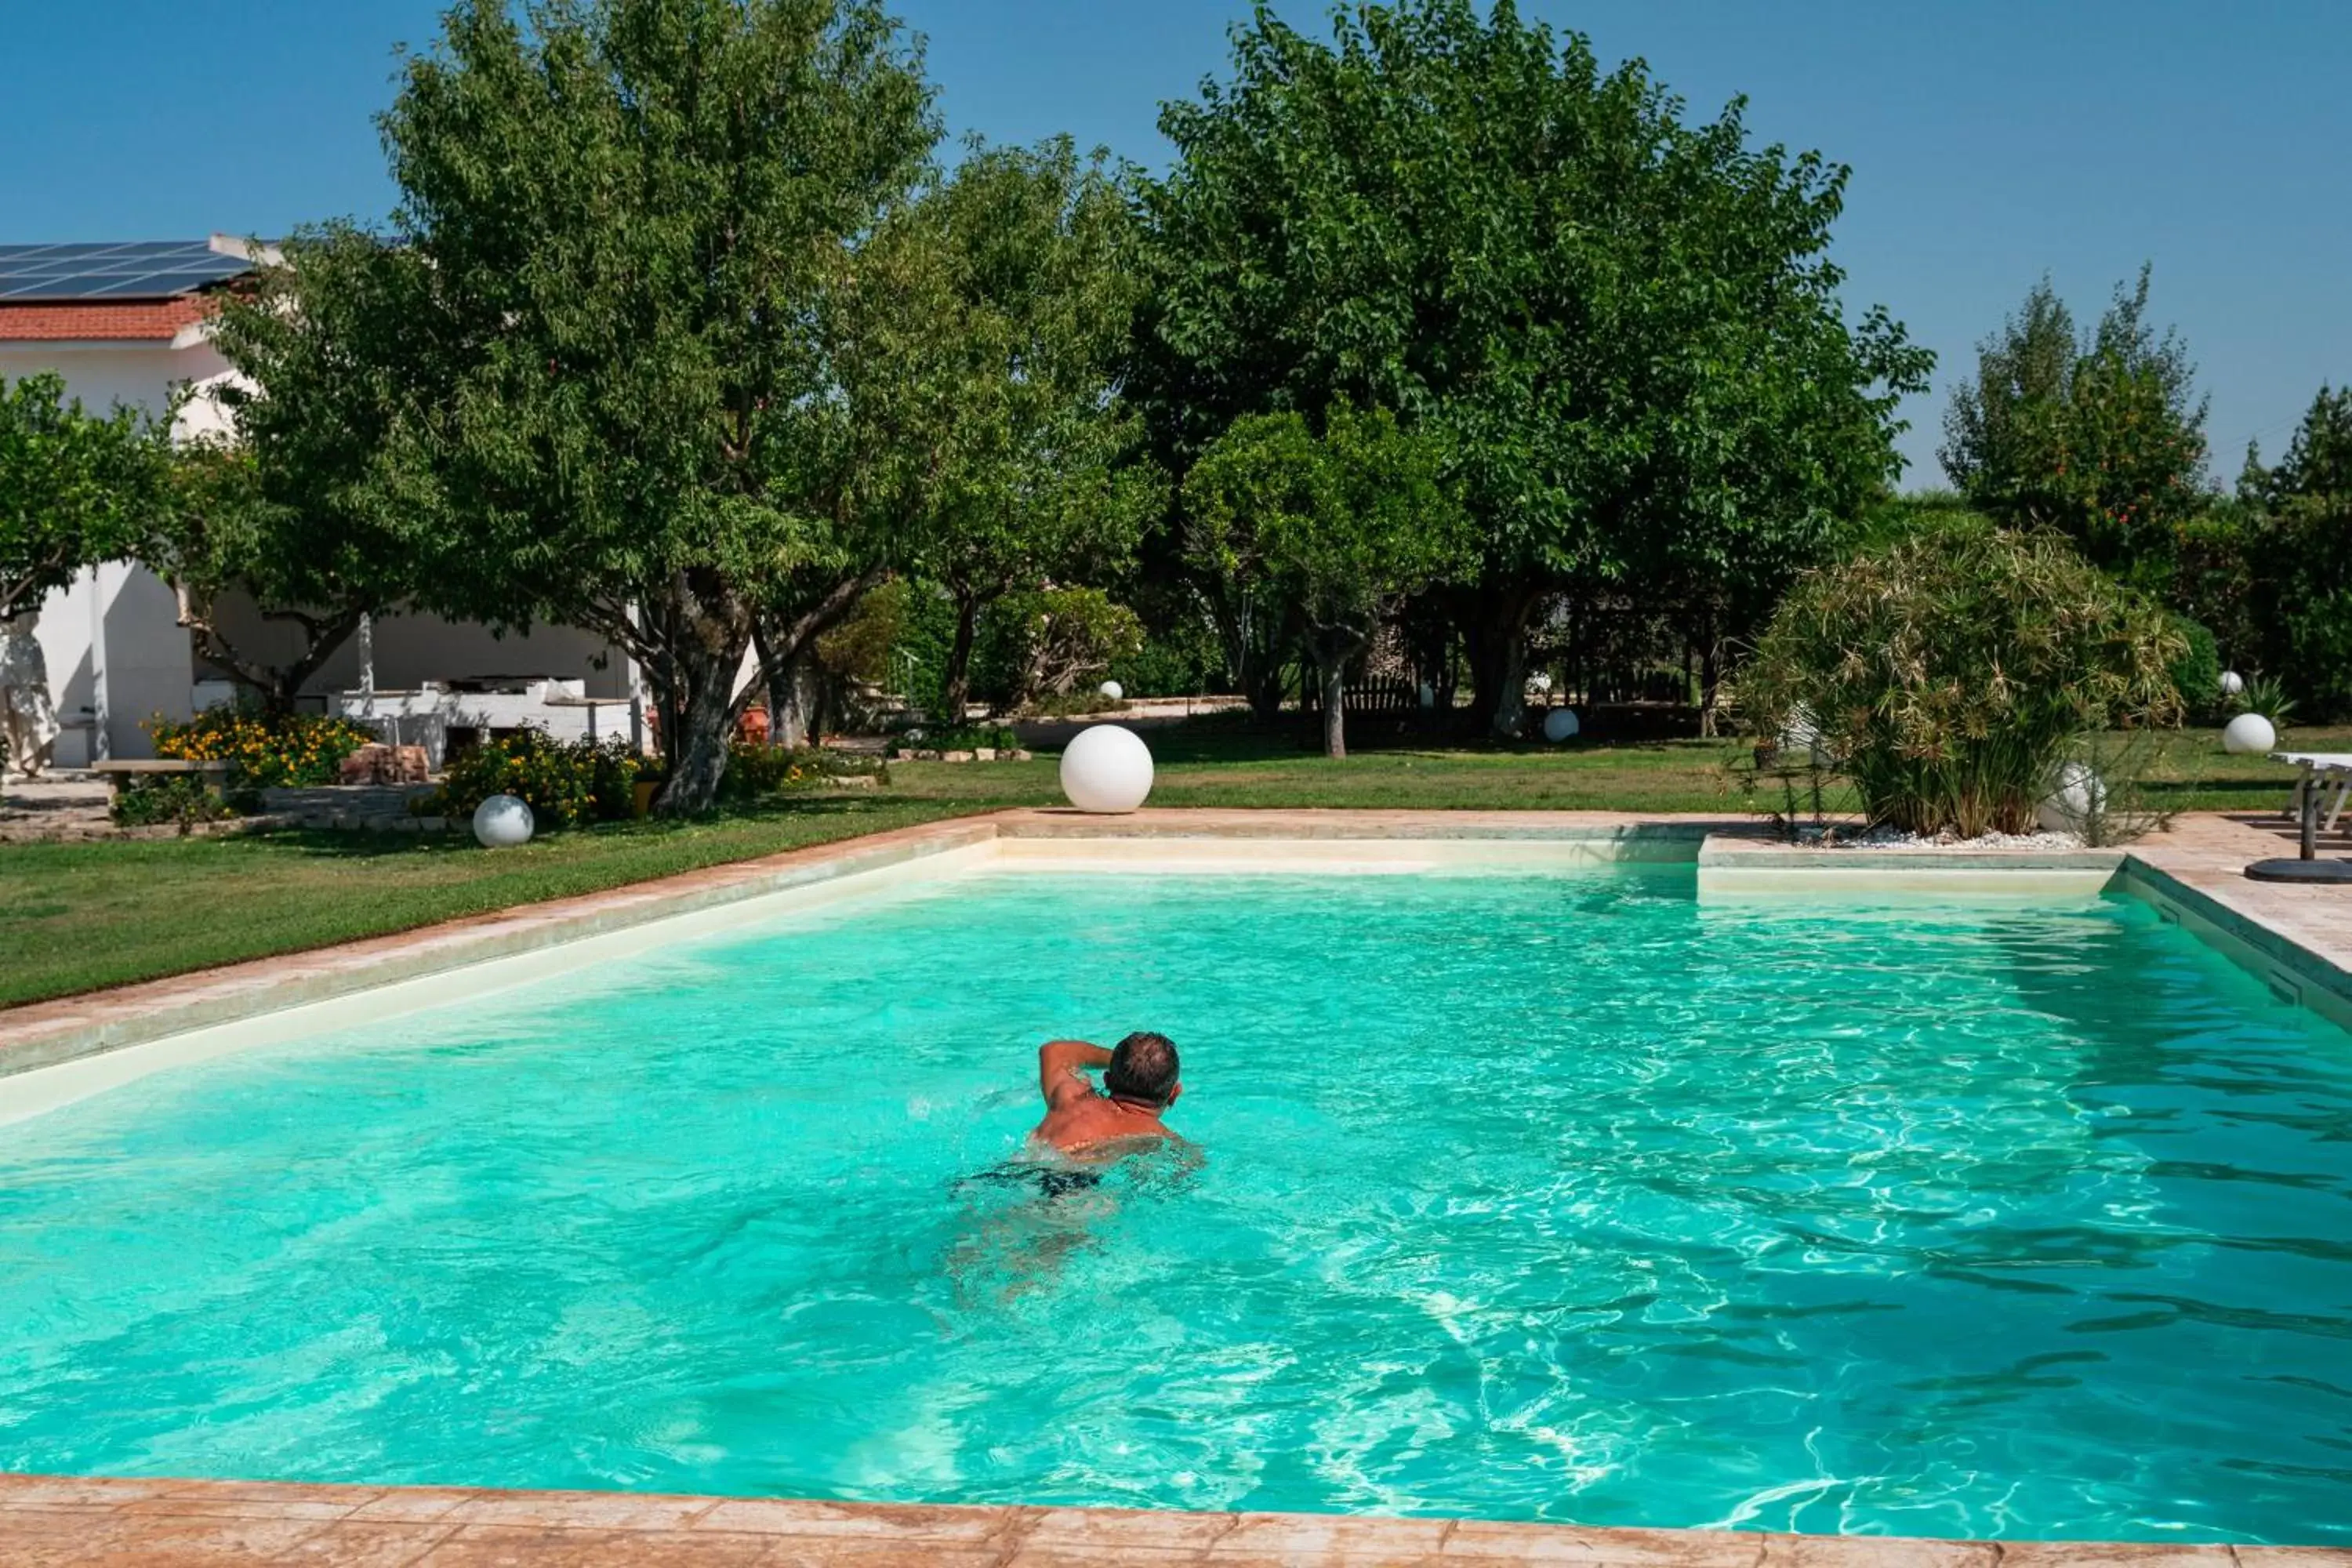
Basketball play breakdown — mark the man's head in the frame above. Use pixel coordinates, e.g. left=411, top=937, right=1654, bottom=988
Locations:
left=1103, top=1031, right=1181, bottom=1110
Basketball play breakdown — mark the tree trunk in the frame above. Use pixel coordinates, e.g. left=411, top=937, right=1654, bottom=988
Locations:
left=1319, top=656, right=1347, bottom=760
left=938, top=593, right=979, bottom=728
left=1460, top=583, right=1538, bottom=739
left=1697, top=639, right=1723, bottom=739
left=655, top=634, right=742, bottom=815
left=649, top=572, right=753, bottom=816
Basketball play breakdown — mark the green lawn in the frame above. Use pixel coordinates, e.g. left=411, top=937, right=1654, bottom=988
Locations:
left=3, top=720, right=2336, bottom=1010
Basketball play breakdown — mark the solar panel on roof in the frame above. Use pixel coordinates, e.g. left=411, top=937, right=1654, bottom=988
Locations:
left=0, top=241, right=258, bottom=301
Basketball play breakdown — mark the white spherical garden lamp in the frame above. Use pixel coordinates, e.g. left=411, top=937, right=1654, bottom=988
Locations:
left=472, top=793, right=535, bottom=848
left=2223, top=712, right=2277, bottom=757
left=2036, top=761, right=2106, bottom=833
left=1542, top=706, right=1581, bottom=743
left=1098, top=680, right=1124, bottom=701
left=2220, top=670, right=2245, bottom=698
left=1059, top=724, right=1154, bottom=814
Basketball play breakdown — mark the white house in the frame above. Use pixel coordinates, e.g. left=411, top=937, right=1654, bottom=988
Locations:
left=1, top=238, right=641, bottom=766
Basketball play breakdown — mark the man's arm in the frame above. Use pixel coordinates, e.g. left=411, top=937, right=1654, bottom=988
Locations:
left=1038, top=1039, right=1112, bottom=1108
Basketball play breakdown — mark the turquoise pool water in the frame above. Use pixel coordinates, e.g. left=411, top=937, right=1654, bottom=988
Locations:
left=3, top=866, right=2350, bottom=1542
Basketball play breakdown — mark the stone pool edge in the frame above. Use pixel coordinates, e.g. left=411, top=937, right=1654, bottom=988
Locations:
left=8, top=808, right=2351, bottom=1083
left=3, top=1472, right=2338, bottom=1566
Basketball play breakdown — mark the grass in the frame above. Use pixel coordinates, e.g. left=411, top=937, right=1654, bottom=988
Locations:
left=4, top=718, right=2340, bottom=1009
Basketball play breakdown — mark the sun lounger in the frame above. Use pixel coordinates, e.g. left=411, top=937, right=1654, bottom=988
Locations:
left=2272, top=751, right=2352, bottom=833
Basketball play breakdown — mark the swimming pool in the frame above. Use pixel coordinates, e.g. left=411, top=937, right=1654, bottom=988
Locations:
left=3, top=862, right=2348, bottom=1544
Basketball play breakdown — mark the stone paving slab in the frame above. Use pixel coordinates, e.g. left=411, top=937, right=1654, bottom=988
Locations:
left=5, top=1474, right=2338, bottom=1567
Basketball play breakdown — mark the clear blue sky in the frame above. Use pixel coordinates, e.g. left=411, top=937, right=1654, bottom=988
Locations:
left=4, top=0, right=2346, bottom=484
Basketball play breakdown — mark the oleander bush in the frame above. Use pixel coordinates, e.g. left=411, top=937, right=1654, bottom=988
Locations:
left=430, top=730, right=644, bottom=829
left=1744, top=524, right=2184, bottom=837
left=149, top=705, right=379, bottom=788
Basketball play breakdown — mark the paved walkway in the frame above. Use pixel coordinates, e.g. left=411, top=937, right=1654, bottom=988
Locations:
left=1, top=1473, right=2325, bottom=1567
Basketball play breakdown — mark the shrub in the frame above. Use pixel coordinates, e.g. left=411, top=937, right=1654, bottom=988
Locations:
left=432, top=731, right=643, bottom=829
left=1744, top=525, right=2183, bottom=837
left=2166, top=614, right=2221, bottom=721
left=717, top=742, right=887, bottom=800
left=1004, top=586, right=1143, bottom=708
left=110, top=774, right=238, bottom=832
left=149, top=706, right=379, bottom=788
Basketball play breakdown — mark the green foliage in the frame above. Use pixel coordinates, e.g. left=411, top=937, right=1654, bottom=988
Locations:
left=717, top=742, right=884, bottom=800
left=1745, top=525, right=2184, bottom=837
left=153, top=234, right=437, bottom=710
left=2166, top=615, right=2221, bottom=721
left=148, top=706, right=380, bottom=789
left=109, top=775, right=238, bottom=833
left=1185, top=401, right=1465, bottom=753
left=368, top=0, right=939, bottom=811
left=0, top=372, right=164, bottom=620
left=884, top=136, right=1164, bottom=721
left=1136, top=0, right=1932, bottom=729
left=433, top=731, right=644, bottom=829
left=1000, top=586, right=1144, bottom=708
left=891, top=721, right=1019, bottom=754
left=815, top=580, right=909, bottom=689
left=2242, top=386, right=2352, bottom=717
left=1940, top=269, right=2210, bottom=573
left=2234, top=674, right=2296, bottom=728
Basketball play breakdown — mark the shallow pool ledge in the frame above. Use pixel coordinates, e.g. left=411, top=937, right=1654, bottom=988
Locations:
left=1, top=1472, right=2331, bottom=1566
left=1695, top=833, right=2128, bottom=899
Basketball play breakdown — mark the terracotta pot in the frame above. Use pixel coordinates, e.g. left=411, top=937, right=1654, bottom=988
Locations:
left=632, top=779, right=662, bottom=818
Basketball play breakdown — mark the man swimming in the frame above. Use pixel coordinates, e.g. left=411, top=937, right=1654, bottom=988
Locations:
left=1029, top=1031, right=1182, bottom=1157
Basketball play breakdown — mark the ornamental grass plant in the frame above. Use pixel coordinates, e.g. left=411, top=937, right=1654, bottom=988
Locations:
left=1744, top=524, right=2184, bottom=837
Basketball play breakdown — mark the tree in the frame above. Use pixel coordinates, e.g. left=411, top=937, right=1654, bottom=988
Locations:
left=1941, top=268, right=2210, bottom=578
left=889, top=137, right=1159, bottom=727
left=1186, top=403, right=1465, bottom=757
left=377, top=0, right=936, bottom=811
left=1135, top=0, right=1928, bottom=736
left=0, top=372, right=162, bottom=622
left=2241, top=386, right=2352, bottom=715
left=145, top=234, right=433, bottom=713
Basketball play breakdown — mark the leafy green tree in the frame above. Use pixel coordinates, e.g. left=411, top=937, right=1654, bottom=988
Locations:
left=2241, top=386, right=2352, bottom=714
left=145, top=236, right=434, bottom=713
left=858, top=137, right=1156, bottom=726
left=376, top=0, right=935, bottom=811
left=1941, top=268, right=2209, bottom=576
left=0, top=372, right=162, bottom=622
left=1135, top=0, right=1929, bottom=736
left=1187, top=403, right=1465, bottom=757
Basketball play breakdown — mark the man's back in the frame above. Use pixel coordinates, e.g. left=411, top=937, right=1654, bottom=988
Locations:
left=1028, top=1033, right=1182, bottom=1157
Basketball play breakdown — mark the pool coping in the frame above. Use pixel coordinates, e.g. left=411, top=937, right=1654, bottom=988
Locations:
left=0, top=1472, right=2335, bottom=1566
left=7, top=807, right=2350, bottom=1079
left=7, top=808, right=2352, bottom=1565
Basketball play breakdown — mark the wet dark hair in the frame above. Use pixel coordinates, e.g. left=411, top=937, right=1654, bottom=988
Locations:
left=1102, top=1031, right=1179, bottom=1107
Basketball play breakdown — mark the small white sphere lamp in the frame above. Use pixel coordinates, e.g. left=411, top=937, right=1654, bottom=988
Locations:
left=1542, top=707, right=1581, bottom=742
left=1098, top=680, right=1124, bottom=701
left=1059, top=724, right=1154, bottom=813
left=473, top=793, right=535, bottom=848
left=2223, top=712, right=2277, bottom=756
left=2220, top=670, right=2245, bottom=698
left=2036, top=761, right=2106, bottom=832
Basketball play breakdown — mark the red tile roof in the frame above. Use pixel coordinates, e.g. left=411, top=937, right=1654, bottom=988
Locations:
left=0, top=295, right=218, bottom=343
